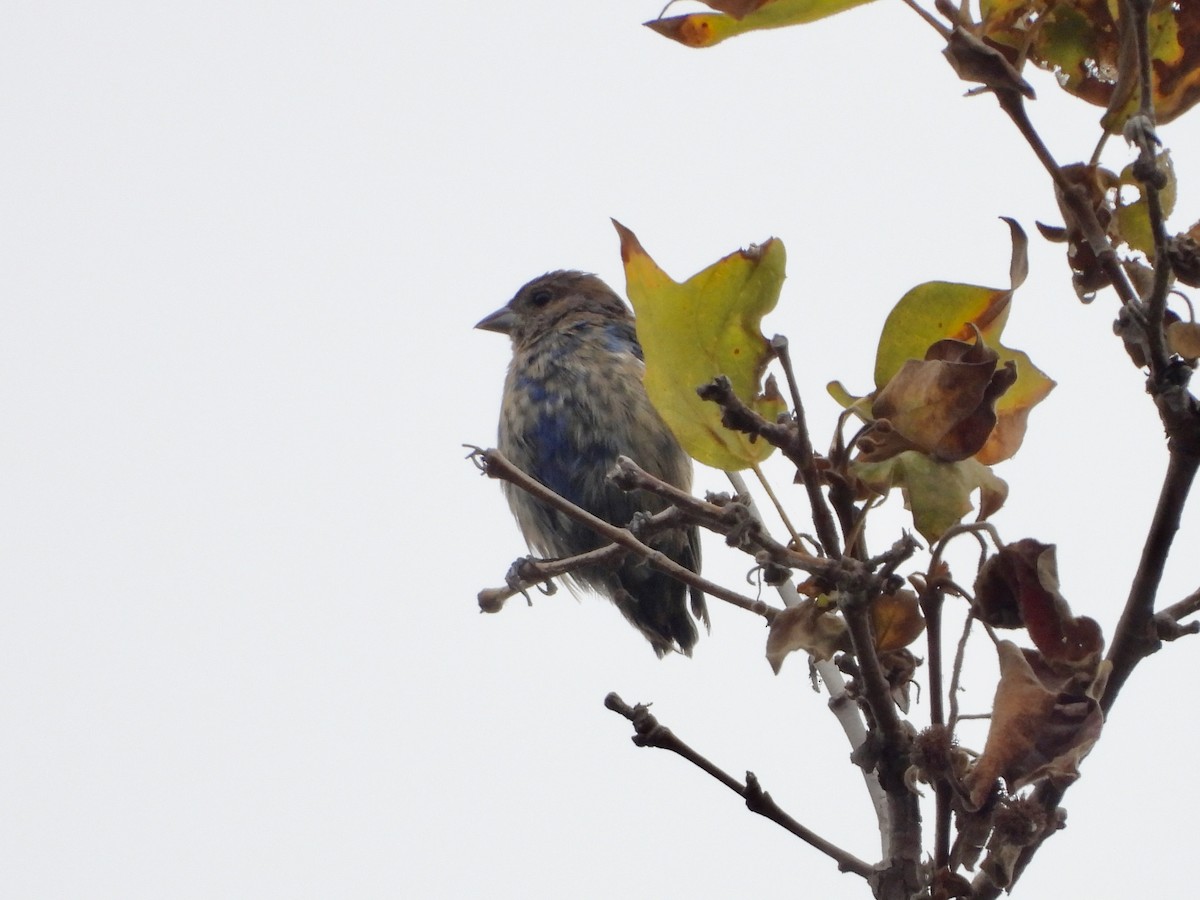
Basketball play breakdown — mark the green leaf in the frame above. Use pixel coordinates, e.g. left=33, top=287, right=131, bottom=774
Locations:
left=1116, top=151, right=1177, bottom=257
left=853, top=451, right=1008, bottom=542
left=615, top=220, right=787, bottom=471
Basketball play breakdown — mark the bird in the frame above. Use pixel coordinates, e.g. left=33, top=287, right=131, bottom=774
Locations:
left=476, top=270, right=708, bottom=656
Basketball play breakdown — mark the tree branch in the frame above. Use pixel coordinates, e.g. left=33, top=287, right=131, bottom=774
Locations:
left=604, top=692, right=875, bottom=880
left=1103, top=449, right=1200, bottom=711
left=472, top=447, right=781, bottom=620
left=771, top=335, right=844, bottom=558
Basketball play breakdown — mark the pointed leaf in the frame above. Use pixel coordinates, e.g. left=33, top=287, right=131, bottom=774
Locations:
left=645, top=0, right=878, bottom=48
left=615, top=220, right=787, bottom=470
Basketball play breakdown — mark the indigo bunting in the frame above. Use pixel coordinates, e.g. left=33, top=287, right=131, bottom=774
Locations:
left=477, top=271, right=708, bottom=656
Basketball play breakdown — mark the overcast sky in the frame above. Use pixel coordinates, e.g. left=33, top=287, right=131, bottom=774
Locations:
left=4, top=2, right=1200, bottom=898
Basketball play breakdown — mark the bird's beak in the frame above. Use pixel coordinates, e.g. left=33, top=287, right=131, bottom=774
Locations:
left=475, top=306, right=517, bottom=335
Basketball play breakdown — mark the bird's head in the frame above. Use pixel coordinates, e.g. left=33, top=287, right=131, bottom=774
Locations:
left=475, top=270, right=630, bottom=346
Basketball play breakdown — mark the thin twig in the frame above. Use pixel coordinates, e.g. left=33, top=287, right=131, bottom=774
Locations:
left=474, top=448, right=782, bottom=620
left=725, top=469, right=891, bottom=850
left=772, top=335, right=844, bottom=557
left=948, top=611, right=975, bottom=731
left=751, top=461, right=802, bottom=546
left=604, top=693, right=875, bottom=879
left=991, top=91, right=1141, bottom=308
left=1122, top=0, right=1171, bottom=374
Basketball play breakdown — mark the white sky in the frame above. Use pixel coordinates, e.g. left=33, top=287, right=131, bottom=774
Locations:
left=4, top=2, right=1199, bottom=898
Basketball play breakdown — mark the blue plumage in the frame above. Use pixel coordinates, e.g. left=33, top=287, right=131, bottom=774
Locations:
left=477, top=271, right=708, bottom=655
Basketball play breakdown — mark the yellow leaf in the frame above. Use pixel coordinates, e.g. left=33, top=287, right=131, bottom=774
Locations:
left=645, top=0, right=878, bottom=48
left=615, top=220, right=787, bottom=470
left=1115, top=151, right=1177, bottom=257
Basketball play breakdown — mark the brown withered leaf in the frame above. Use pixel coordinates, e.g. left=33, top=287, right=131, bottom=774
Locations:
left=1045, top=164, right=1120, bottom=301
left=765, top=599, right=850, bottom=674
left=1168, top=231, right=1200, bottom=287
left=872, top=589, right=925, bottom=652
left=931, top=867, right=974, bottom=900
left=965, top=642, right=1108, bottom=809
left=974, top=539, right=1105, bottom=666
left=868, top=328, right=1017, bottom=463
left=1167, top=320, right=1200, bottom=360
left=943, top=26, right=1034, bottom=98
left=879, top=648, right=920, bottom=713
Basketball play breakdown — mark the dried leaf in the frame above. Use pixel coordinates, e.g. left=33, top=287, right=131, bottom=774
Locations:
left=832, top=219, right=1054, bottom=465
left=942, top=26, right=1034, bottom=97
left=966, top=642, right=1107, bottom=809
left=872, top=589, right=925, bottom=652
left=1168, top=320, right=1200, bottom=358
left=974, top=540, right=1105, bottom=666
left=982, top=0, right=1200, bottom=127
left=869, top=330, right=1018, bottom=463
left=765, top=599, right=849, bottom=673
left=1046, top=164, right=1120, bottom=300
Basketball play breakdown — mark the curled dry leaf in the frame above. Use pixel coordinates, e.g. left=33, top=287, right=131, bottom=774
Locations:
left=974, top=539, right=1105, bottom=667
left=942, top=26, right=1034, bottom=98
left=965, top=642, right=1109, bottom=810
left=1168, top=320, right=1200, bottom=360
left=866, top=329, right=1018, bottom=463
left=765, top=599, right=849, bottom=674
left=1045, top=163, right=1120, bottom=301
left=878, top=648, right=920, bottom=713
left=1168, top=226, right=1200, bottom=286
left=871, top=589, right=925, bottom=652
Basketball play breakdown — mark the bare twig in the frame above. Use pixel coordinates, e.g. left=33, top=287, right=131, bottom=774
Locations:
left=1157, top=587, right=1200, bottom=629
left=772, top=335, right=844, bottom=557
left=1120, top=0, right=1171, bottom=373
left=990, top=89, right=1142, bottom=308
left=473, top=447, right=782, bottom=620
left=948, top=611, right=975, bottom=730
left=604, top=692, right=875, bottom=879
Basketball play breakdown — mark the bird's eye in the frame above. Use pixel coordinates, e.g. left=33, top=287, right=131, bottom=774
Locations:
left=529, top=288, right=553, bottom=307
